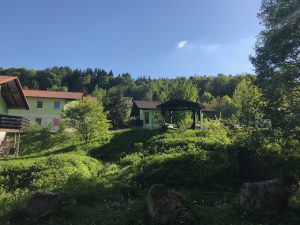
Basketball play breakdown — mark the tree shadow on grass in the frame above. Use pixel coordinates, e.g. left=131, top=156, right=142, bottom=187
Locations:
left=4, top=175, right=150, bottom=225
left=19, top=131, right=76, bottom=156
left=89, top=129, right=163, bottom=163
left=13, top=145, right=78, bottom=160
left=118, top=150, right=237, bottom=190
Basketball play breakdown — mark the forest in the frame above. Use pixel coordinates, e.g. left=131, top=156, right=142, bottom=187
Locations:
left=0, top=66, right=248, bottom=99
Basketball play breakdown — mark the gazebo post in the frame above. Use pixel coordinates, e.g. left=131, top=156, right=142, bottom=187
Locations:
left=200, top=110, right=203, bottom=123
left=16, top=132, right=20, bottom=158
left=192, top=110, right=196, bottom=130
left=169, top=111, right=174, bottom=124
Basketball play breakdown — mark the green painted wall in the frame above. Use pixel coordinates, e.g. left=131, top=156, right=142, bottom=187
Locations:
left=8, top=97, right=68, bottom=116
left=139, top=109, right=160, bottom=129
left=0, top=94, right=8, bottom=115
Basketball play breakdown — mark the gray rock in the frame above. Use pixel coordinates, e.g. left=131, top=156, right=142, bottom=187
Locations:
left=240, top=179, right=289, bottom=213
left=147, top=184, right=185, bottom=222
left=24, top=192, right=76, bottom=221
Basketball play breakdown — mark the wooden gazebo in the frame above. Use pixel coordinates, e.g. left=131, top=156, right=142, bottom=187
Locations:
left=157, top=99, right=215, bottom=129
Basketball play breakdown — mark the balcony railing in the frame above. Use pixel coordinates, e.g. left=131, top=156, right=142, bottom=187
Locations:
left=0, top=114, right=30, bottom=132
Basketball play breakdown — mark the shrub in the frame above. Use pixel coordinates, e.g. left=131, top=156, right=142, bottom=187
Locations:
left=0, top=154, right=100, bottom=192
left=63, top=99, right=110, bottom=143
left=118, top=149, right=232, bottom=189
left=27, top=122, right=40, bottom=132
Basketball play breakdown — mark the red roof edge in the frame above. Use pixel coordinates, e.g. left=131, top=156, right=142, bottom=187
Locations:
left=0, top=75, right=30, bottom=110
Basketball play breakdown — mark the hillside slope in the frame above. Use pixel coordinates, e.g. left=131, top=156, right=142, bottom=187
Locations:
left=0, top=129, right=299, bottom=225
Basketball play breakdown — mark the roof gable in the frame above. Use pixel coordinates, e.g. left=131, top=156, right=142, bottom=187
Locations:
left=0, top=76, right=18, bottom=84
left=0, top=75, right=30, bottom=110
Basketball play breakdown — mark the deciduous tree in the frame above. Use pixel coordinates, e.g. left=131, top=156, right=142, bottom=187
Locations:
left=233, top=79, right=265, bottom=126
left=250, top=0, right=300, bottom=129
left=63, top=99, right=110, bottom=143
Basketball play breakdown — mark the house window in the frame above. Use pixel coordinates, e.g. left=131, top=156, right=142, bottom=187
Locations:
left=144, top=112, right=150, bottom=124
left=54, top=101, right=61, bottom=109
left=35, top=118, right=42, bottom=126
left=53, top=118, right=60, bottom=126
left=37, top=101, right=43, bottom=109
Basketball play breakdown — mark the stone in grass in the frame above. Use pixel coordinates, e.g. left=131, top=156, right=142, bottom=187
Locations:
left=240, top=179, right=289, bottom=213
left=24, top=192, right=77, bottom=221
left=147, top=184, right=185, bottom=222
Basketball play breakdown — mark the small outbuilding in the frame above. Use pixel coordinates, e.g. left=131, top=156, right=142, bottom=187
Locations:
left=130, top=100, right=161, bottom=129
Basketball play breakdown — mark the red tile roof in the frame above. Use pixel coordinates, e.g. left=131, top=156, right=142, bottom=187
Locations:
left=23, top=90, right=84, bottom=100
left=0, top=75, right=18, bottom=84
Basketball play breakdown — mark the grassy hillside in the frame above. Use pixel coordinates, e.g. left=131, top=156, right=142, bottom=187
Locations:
left=0, top=128, right=299, bottom=225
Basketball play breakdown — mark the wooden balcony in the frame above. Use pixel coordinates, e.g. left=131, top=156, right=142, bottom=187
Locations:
left=0, top=114, right=30, bottom=132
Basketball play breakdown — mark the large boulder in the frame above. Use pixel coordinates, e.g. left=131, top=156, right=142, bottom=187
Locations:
left=147, top=184, right=185, bottom=222
left=24, top=192, right=76, bottom=221
left=240, top=179, right=289, bottom=213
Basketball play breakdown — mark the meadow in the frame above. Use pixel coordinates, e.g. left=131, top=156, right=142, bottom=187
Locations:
left=0, top=126, right=299, bottom=225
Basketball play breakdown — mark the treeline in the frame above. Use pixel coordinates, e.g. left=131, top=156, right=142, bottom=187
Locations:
left=0, top=66, right=258, bottom=128
left=0, top=66, right=251, bottom=100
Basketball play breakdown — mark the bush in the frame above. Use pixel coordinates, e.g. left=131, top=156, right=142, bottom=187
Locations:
left=229, top=129, right=300, bottom=182
left=124, top=150, right=232, bottom=189
left=27, top=122, right=40, bottom=132
left=0, top=153, right=100, bottom=216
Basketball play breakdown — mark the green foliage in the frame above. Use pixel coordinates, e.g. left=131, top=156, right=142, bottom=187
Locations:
left=36, top=70, right=61, bottom=90
left=103, top=88, right=128, bottom=129
left=63, top=99, right=110, bottom=143
left=200, top=91, right=215, bottom=103
left=250, top=0, right=300, bottom=129
left=233, top=79, right=265, bottom=126
left=19, top=130, right=78, bottom=156
left=27, top=122, right=40, bottom=132
left=0, top=67, right=250, bottom=102
left=92, top=84, right=106, bottom=102
left=230, top=129, right=300, bottom=182
left=0, top=153, right=100, bottom=218
left=209, top=95, right=236, bottom=119
left=0, top=128, right=299, bottom=225
left=160, top=78, right=199, bottom=102
left=49, top=85, right=68, bottom=92
left=89, top=129, right=160, bottom=161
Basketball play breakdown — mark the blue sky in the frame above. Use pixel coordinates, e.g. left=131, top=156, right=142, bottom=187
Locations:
left=0, top=0, right=262, bottom=78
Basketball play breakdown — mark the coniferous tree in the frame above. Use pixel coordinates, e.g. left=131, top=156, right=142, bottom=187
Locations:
left=104, top=88, right=127, bottom=129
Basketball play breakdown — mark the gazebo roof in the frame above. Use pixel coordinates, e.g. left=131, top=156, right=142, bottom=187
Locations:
left=157, top=99, right=206, bottom=112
